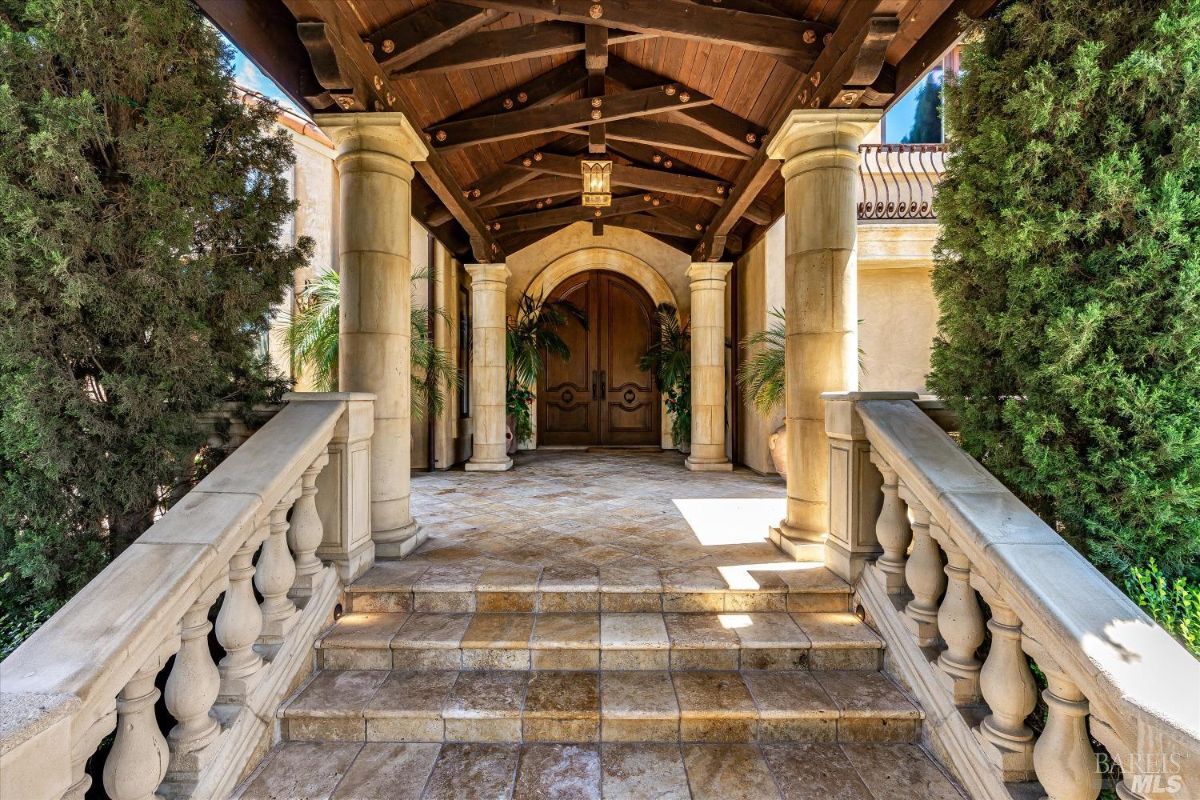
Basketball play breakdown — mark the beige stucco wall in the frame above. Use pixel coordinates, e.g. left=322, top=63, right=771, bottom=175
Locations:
left=857, top=223, right=938, bottom=394
left=735, top=219, right=786, bottom=475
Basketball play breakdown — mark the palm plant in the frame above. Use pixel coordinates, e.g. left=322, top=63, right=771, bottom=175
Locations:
left=638, top=303, right=691, bottom=449
left=506, top=292, right=588, bottom=444
left=284, top=269, right=459, bottom=420
left=737, top=307, right=786, bottom=414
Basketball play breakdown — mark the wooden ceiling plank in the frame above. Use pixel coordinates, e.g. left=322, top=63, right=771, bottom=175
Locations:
left=366, top=2, right=506, bottom=72
left=453, top=0, right=831, bottom=62
left=445, top=59, right=589, bottom=122
left=282, top=0, right=503, bottom=261
left=397, top=21, right=650, bottom=76
left=429, top=84, right=714, bottom=150
left=606, top=56, right=765, bottom=155
left=492, top=193, right=671, bottom=234
left=599, top=118, right=751, bottom=160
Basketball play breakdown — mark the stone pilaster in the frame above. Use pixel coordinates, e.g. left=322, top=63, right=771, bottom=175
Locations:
left=314, top=112, right=428, bottom=557
left=765, top=109, right=882, bottom=553
left=465, top=263, right=513, bottom=472
left=685, top=262, right=733, bottom=472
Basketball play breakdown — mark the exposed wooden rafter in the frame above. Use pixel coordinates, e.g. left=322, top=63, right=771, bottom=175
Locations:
left=364, top=2, right=505, bottom=73
left=453, top=0, right=832, bottom=64
left=490, top=193, right=672, bottom=235
left=599, top=118, right=751, bottom=160
left=511, top=151, right=728, bottom=203
left=284, top=0, right=503, bottom=261
left=478, top=176, right=581, bottom=208
left=397, top=21, right=651, bottom=76
left=444, top=59, right=589, bottom=123
left=428, top=84, right=714, bottom=151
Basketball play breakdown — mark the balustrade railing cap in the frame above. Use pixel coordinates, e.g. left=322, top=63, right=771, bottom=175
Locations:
left=821, top=391, right=920, bottom=401
left=0, top=692, right=79, bottom=756
left=283, top=392, right=376, bottom=402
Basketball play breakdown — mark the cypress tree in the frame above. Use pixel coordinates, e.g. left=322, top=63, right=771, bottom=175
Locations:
left=929, top=0, right=1200, bottom=580
left=0, top=0, right=308, bottom=629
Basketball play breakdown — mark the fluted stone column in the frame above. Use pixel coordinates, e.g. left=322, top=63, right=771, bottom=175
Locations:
left=315, top=112, right=428, bottom=558
left=766, top=110, right=881, bottom=553
left=686, top=262, right=733, bottom=471
left=465, top=263, right=513, bottom=472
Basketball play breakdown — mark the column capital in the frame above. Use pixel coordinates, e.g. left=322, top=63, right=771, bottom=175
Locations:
left=765, top=109, right=882, bottom=166
left=686, top=262, right=732, bottom=284
left=313, top=112, right=429, bottom=164
left=465, top=263, right=511, bottom=285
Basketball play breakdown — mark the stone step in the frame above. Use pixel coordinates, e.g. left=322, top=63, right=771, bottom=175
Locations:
left=317, top=611, right=884, bottom=672
left=344, top=562, right=852, bottom=615
left=280, top=669, right=922, bottom=745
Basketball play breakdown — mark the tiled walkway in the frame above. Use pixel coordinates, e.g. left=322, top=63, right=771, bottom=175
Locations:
left=406, top=449, right=791, bottom=572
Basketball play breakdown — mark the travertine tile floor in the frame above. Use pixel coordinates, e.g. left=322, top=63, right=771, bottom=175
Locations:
left=404, top=449, right=792, bottom=572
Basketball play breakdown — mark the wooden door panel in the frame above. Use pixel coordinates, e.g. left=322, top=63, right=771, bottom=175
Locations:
left=537, top=273, right=598, bottom=446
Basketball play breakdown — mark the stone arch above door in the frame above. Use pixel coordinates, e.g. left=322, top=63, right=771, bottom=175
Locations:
left=525, top=248, right=678, bottom=311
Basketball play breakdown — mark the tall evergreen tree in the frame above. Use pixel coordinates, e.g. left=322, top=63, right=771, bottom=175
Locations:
left=902, top=74, right=943, bottom=144
left=0, top=0, right=308, bottom=625
left=929, top=0, right=1200, bottom=580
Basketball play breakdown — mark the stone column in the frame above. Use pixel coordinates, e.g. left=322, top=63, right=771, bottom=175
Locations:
left=765, top=110, right=881, bottom=552
left=686, top=262, right=733, bottom=471
left=315, top=113, right=428, bottom=557
left=465, top=263, right=513, bottom=472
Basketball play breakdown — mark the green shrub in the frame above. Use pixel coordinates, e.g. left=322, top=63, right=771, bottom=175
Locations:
left=0, top=0, right=306, bottom=638
left=640, top=304, right=691, bottom=448
left=1126, top=560, right=1200, bottom=655
left=929, top=0, right=1200, bottom=581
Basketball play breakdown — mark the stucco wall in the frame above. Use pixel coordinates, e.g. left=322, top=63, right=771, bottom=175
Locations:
left=735, top=219, right=786, bottom=475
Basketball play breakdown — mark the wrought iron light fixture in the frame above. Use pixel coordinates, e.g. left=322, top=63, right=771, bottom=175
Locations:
left=581, top=159, right=613, bottom=207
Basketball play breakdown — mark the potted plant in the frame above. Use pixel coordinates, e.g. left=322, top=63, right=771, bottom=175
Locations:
left=505, top=292, right=588, bottom=452
left=639, top=303, right=691, bottom=453
left=737, top=307, right=787, bottom=474
left=285, top=269, right=459, bottom=419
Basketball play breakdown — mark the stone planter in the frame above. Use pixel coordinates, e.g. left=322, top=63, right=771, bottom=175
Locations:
left=506, top=416, right=518, bottom=455
left=769, top=423, right=787, bottom=477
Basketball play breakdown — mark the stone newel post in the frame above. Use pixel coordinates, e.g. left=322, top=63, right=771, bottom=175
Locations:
left=315, top=112, right=428, bottom=558
left=686, top=262, right=733, bottom=471
left=766, top=109, right=881, bottom=558
left=465, top=263, right=513, bottom=472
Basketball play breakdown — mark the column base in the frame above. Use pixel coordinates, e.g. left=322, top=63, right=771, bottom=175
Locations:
left=374, top=519, right=425, bottom=559
left=465, top=457, right=513, bottom=472
left=823, top=535, right=879, bottom=584
left=685, top=457, right=733, bottom=472
left=769, top=521, right=827, bottom=562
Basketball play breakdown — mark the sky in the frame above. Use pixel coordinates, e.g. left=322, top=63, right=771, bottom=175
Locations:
left=222, top=31, right=307, bottom=118
left=882, top=68, right=943, bottom=143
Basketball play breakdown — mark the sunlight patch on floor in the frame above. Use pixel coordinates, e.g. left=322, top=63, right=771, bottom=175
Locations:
left=718, top=614, right=754, bottom=630
left=672, top=497, right=786, bottom=546
left=718, top=560, right=825, bottom=590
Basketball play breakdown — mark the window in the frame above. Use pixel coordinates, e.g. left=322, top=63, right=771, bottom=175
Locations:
left=880, top=48, right=961, bottom=144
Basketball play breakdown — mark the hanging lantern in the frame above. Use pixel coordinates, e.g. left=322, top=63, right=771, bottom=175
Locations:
left=580, top=159, right=612, bottom=207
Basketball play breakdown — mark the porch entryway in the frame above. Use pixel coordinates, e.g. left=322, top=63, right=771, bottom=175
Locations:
left=232, top=450, right=965, bottom=799
left=538, top=271, right=661, bottom=448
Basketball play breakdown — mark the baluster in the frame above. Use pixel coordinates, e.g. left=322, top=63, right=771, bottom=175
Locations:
left=933, top=532, right=984, bottom=703
left=900, top=492, right=945, bottom=646
left=288, top=453, right=329, bottom=599
left=102, top=642, right=175, bottom=800
left=1032, top=659, right=1101, bottom=800
left=976, top=595, right=1037, bottom=781
left=257, top=490, right=299, bottom=643
left=870, top=454, right=911, bottom=594
left=164, top=578, right=224, bottom=771
left=216, top=522, right=267, bottom=700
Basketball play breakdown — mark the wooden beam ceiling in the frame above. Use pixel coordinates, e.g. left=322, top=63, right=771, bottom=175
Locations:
left=428, top=84, right=714, bottom=150
left=453, top=0, right=832, bottom=63
left=365, top=2, right=505, bottom=73
left=491, top=193, right=672, bottom=235
left=444, top=59, right=588, bottom=123
left=598, top=118, right=751, bottom=160
left=512, top=151, right=728, bottom=203
left=284, top=0, right=503, bottom=261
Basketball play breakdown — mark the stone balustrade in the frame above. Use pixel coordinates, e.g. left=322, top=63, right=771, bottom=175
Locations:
left=0, top=393, right=376, bottom=800
left=823, top=392, right=1200, bottom=800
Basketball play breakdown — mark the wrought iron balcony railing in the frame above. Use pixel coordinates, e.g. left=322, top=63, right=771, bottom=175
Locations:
left=857, top=143, right=948, bottom=222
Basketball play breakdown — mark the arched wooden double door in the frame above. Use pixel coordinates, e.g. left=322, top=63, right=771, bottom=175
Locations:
left=538, top=270, right=661, bottom=447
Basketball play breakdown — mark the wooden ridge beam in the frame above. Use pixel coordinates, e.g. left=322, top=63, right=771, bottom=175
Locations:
left=365, top=2, right=505, bottom=72
left=694, top=3, right=891, bottom=261
left=512, top=151, right=728, bottom=202
left=453, top=0, right=831, bottom=64
left=445, top=59, right=588, bottom=123
left=606, top=57, right=764, bottom=155
left=283, top=0, right=503, bottom=261
left=586, top=24, right=608, bottom=153
left=397, top=21, right=650, bottom=76
left=490, top=193, right=670, bottom=235
left=599, top=118, right=750, bottom=160
left=428, top=84, right=714, bottom=151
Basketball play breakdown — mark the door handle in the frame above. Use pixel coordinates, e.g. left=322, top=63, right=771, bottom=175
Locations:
left=591, top=370, right=599, bottom=401
left=599, top=371, right=606, bottom=398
